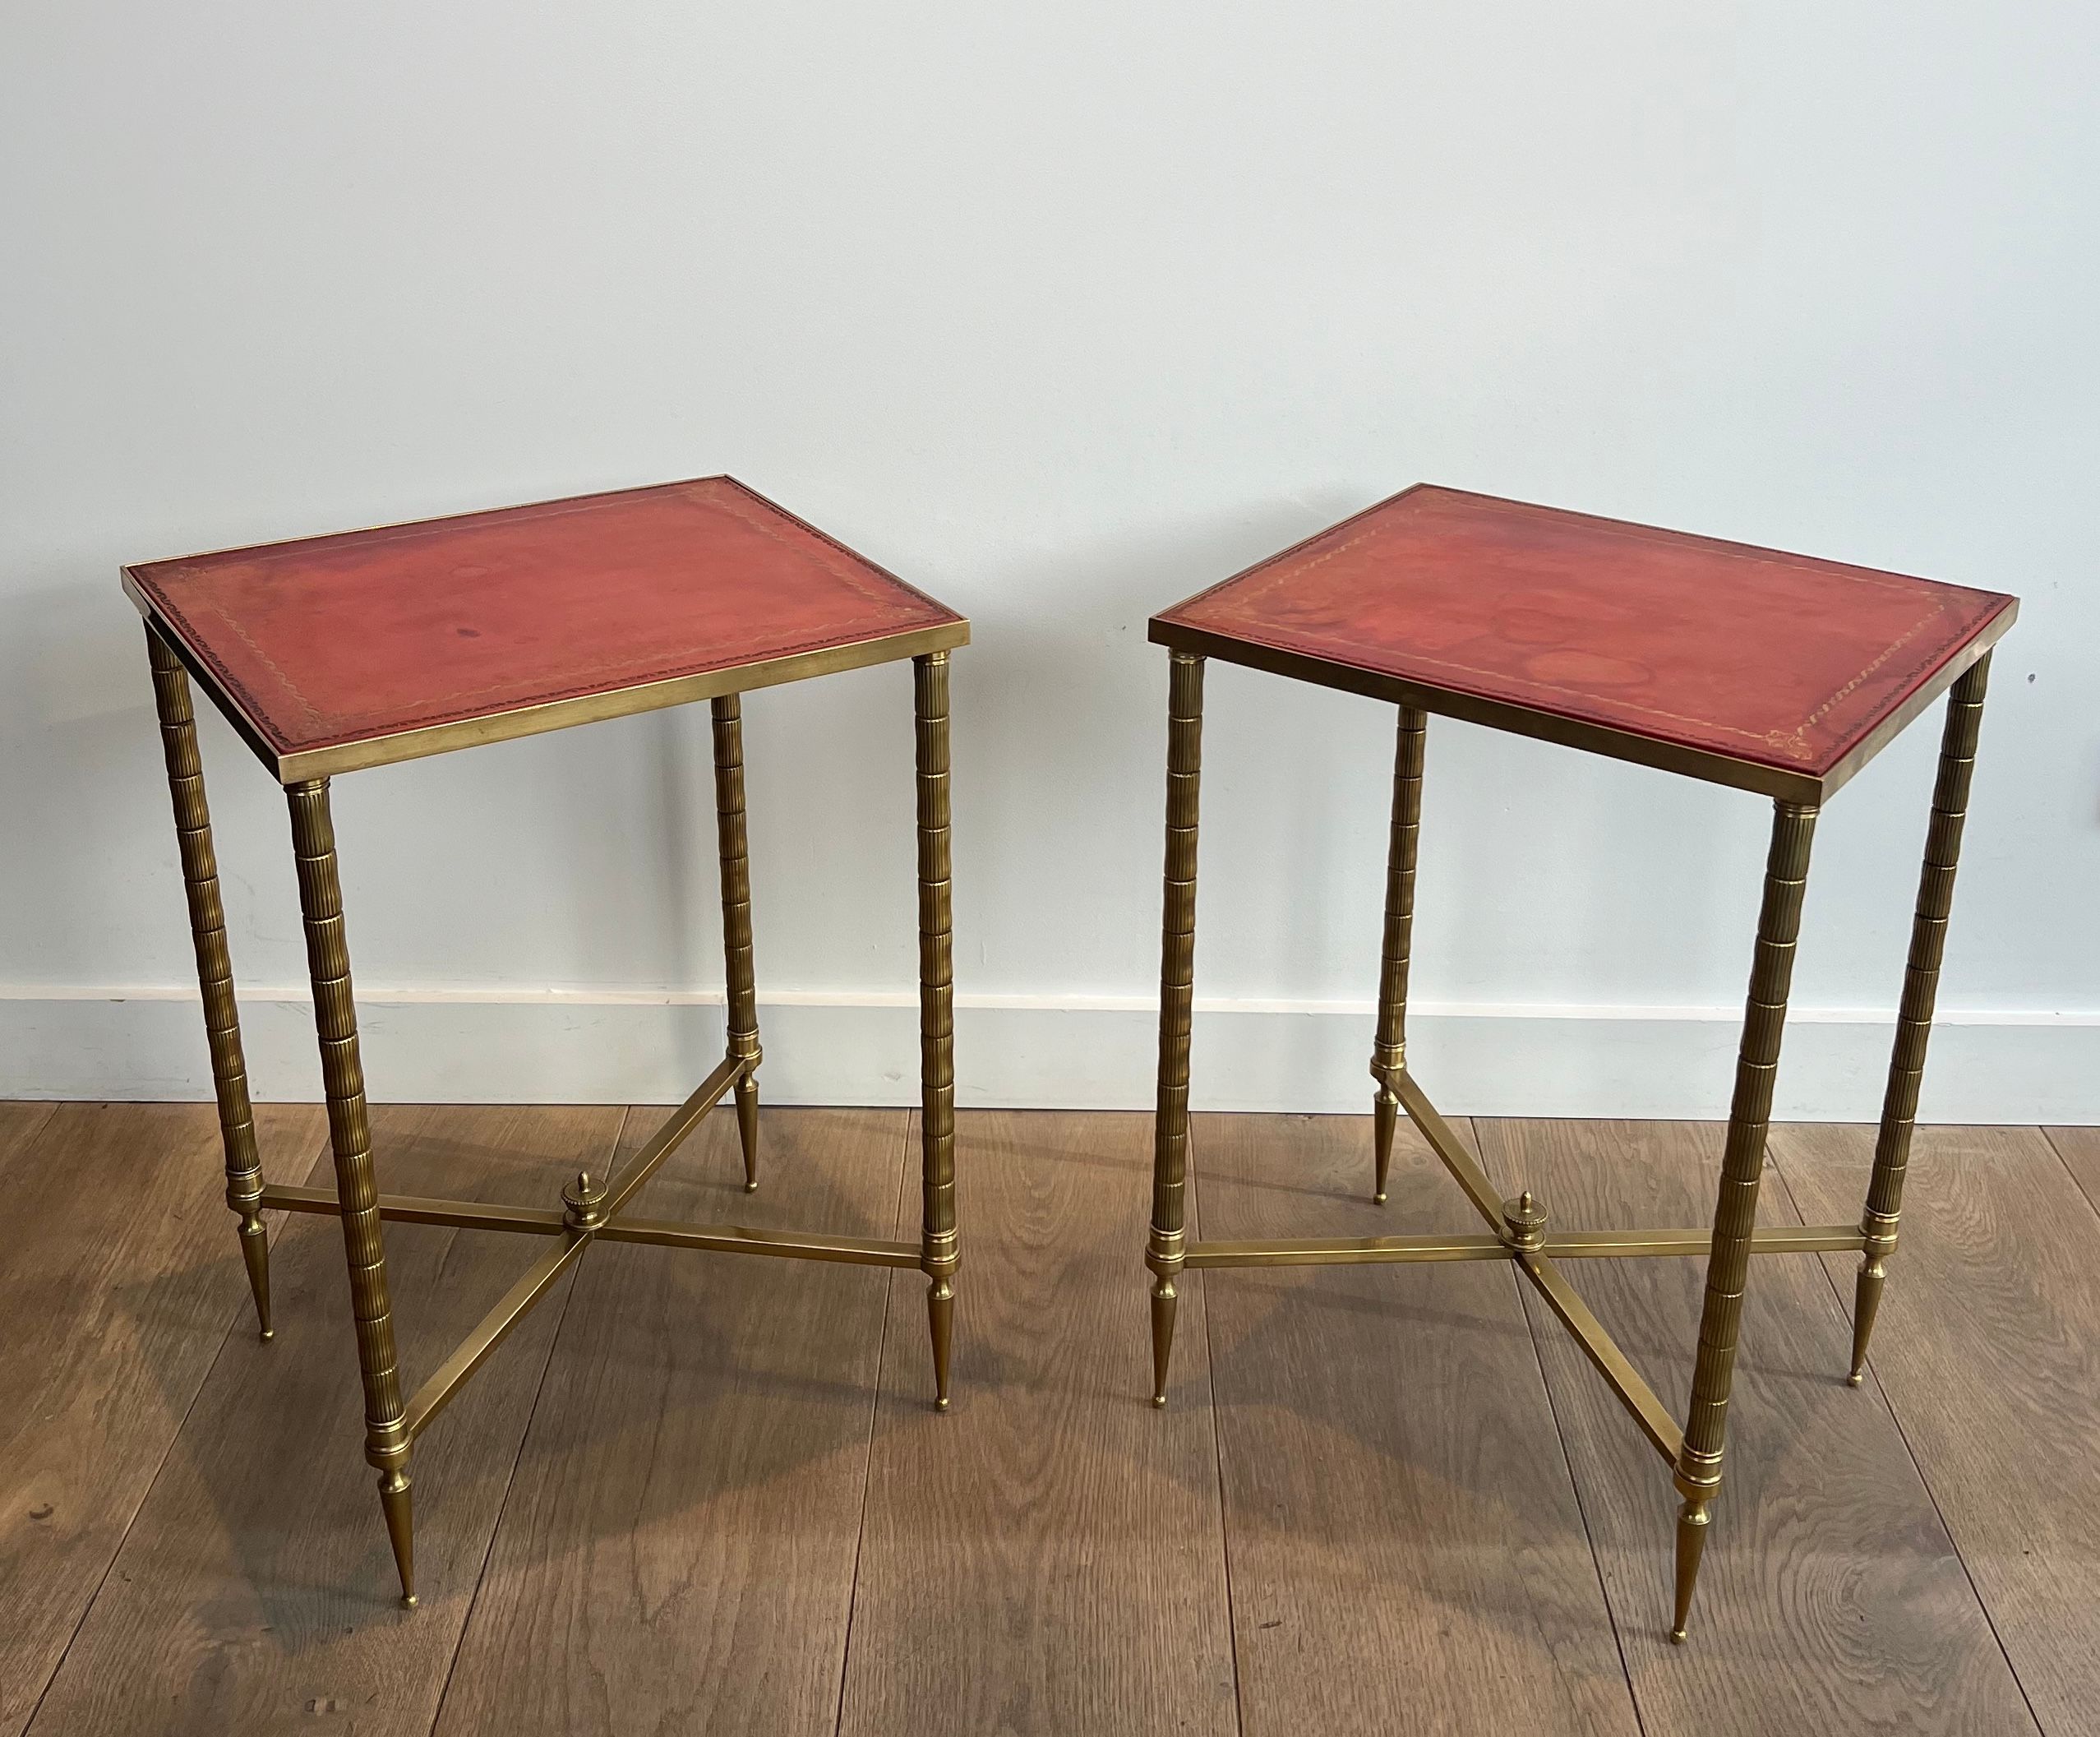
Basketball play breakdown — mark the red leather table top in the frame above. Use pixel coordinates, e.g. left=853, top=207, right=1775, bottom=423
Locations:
left=1152, top=486, right=2015, bottom=800
left=127, top=477, right=967, bottom=780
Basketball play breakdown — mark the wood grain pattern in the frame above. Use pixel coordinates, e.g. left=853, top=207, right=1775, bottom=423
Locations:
left=25, top=1105, right=622, bottom=1737
left=1195, top=1111, right=1641, bottom=1737
left=1479, top=1119, right=2034, bottom=1735
left=2043, top=1125, right=2100, bottom=1215
left=837, top=1111, right=1238, bottom=1737
left=1775, top=1123, right=2100, bottom=1735
left=0, top=1102, right=324, bottom=1737
left=12, top=1106, right=2100, bottom=1736
left=435, top=1106, right=909, bottom=1737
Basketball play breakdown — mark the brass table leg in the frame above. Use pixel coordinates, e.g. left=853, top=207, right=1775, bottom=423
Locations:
left=1850, top=654, right=1991, bottom=1384
left=1671, top=798, right=1819, bottom=1642
left=1147, top=651, right=1204, bottom=1406
left=146, top=644, right=966, bottom=1603
left=1369, top=707, right=1427, bottom=1204
left=146, top=628, right=272, bottom=1340
left=286, top=778, right=416, bottom=1606
left=915, top=653, right=959, bottom=1409
left=712, top=695, right=764, bottom=1192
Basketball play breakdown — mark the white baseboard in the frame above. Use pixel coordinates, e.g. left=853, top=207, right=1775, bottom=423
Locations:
left=3, top=986, right=2096, bottom=1121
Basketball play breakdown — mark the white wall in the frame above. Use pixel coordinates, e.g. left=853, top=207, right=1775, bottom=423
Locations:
left=3, top=2, right=2096, bottom=1117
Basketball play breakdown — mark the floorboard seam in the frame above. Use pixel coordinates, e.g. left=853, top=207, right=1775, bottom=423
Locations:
left=2, top=1101, right=60, bottom=1160
left=1512, top=1247, right=1652, bottom=1732
left=1764, top=1142, right=2048, bottom=1736
left=425, top=1105, right=633, bottom=1737
left=828, top=1110, right=916, bottom=1737
left=17, top=1106, right=284, bottom=1737
left=1193, top=1134, right=1249, bottom=1737
left=2038, top=1127, right=2100, bottom=1225
left=1476, top=1120, right=1651, bottom=1737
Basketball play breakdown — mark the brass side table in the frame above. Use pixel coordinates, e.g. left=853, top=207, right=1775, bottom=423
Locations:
left=127, top=476, right=967, bottom=1607
left=1142, top=484, right=2016, bottom=1642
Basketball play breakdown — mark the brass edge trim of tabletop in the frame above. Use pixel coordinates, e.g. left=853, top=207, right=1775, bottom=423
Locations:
left=128, top=565, right=968, bottom=783
left=1152, top=617, right=1822, bottom=805
left=126, top=580, right=290, bottom=779
left=1816, top=603, right=2017, bottom=801
left=281, top=618, right=972, bottom=781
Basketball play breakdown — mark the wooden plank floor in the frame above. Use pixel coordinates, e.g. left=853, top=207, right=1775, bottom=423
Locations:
left=1478, top=1120, right=2036, bottom=1735
left=436, top=1106, right=907, bottom=1735
left=1773, top=1125, right=2100, bottom=1736
left=4, top=1104, right=2094, bottom=1735
left=1196, top=1113, right=1638, bottom=1737
left=838, top=1110, right=1236, bottom=1737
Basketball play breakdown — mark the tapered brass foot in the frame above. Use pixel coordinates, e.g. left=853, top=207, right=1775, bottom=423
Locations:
left=1669, top=1497, right=1710, bottom=1643
left=239, top=1217, right=273, bottom=1340
left=147, top=628, right=277, bottom=1350
left=1670, top=799, right=1816, bottom=1648
left=1848, top=1254, right=1887, bottom=1386
left=1149, top=1276, right=1178, bottom=1406
left=735, top=1074, right=760, bottom=1192
left=1845, top=658, right=1989, bottom=1387
left=927, top=1277, right=954, bottom=1410
left=379, top=1468, right=416, bottom=1607
left=1372, top=1086, right=1397, bottom=1204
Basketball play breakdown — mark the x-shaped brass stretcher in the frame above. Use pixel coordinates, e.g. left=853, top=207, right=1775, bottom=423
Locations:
left=257, top=1052, right=932, bottom=1448
left=145, top=626, right=959, bottom=1610
left=1144, top=651, right=1992, bottom=1643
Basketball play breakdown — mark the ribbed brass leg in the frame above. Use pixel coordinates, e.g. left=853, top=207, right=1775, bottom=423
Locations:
left=147, top=629, right=272, bottom=1339
left=915, top=654, right=958, bottom=1410
left=1148, top=652, right=1204, bottom=1406
left=1672, top=798, right=1818, bottom=1642
left=1850, top=654, right=1990, bottom=1385
left=711, top=694, right=763, bottom=1192
left=286, top=778, right=415, bottom=1607
left=1370, top=706, right=1427, bottom=1203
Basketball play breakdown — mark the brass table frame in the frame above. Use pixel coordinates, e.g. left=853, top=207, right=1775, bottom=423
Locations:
left=1142, top=638, right=2001, bottom=1643
left=140, top=617, right=964, bottom=1609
